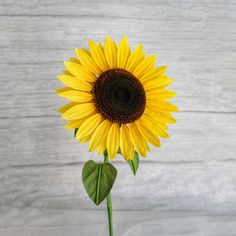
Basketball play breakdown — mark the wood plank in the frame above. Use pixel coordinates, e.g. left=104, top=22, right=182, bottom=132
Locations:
left=1, top=0, right=236, bottom=21
left=1, top=14, right=236, bottom=65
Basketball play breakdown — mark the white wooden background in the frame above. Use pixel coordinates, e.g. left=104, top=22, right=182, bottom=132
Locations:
left=0, top=0, right=236, bottom=235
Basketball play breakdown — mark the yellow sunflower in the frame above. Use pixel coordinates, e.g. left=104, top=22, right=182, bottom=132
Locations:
left=56, top=36, right=178, bottom=160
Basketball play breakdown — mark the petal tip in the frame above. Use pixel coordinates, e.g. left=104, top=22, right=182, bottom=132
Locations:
left=55, top=88, right=61, bottom=94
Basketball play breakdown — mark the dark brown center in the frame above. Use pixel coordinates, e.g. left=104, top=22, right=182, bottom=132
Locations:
left=93, top=69, right=146, bottom=123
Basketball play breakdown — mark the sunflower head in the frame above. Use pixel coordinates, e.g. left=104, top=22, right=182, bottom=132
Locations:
left=56, top=36, right=178, bottom=160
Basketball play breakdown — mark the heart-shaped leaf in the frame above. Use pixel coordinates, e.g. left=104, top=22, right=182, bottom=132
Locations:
left=82, top=160, right=117, bottom=205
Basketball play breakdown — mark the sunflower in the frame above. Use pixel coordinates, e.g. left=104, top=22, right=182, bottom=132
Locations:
left=56, top=36, right=178, bottom=160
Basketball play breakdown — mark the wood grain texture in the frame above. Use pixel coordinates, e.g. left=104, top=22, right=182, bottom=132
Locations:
left=0, top=0, right=236, bottom=235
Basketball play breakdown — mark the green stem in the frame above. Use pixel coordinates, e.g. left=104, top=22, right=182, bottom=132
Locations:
left=104, top=152, right=114, bottom=236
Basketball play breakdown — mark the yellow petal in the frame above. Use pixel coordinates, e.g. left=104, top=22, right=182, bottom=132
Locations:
left=88, top=40, right=108, bottom=72
left=141, top=113, right=170, bottom=138
left=144, top=77, right=174, bottom=91
left=143, top=138, right=150, bottom=152
left=106, top=123, right=120, bottom=160
left=156, top=76, right=174, bottom=87
left=136, top=119, right=161, bottom=147
left=89, top=120, right=111, bottom=151
left=104, top=35, right=117, bottom=68
left=128, top=123, right=147, bottom=157
left=58, top=102, right=78, bottom=113
left=140, top=66, right=167, bottom=83
left=156, top=111, right=176, bottom=124
left=76, top=113, right=103, bottom=139
left=140, top=114, right=157, bottom=132
left=57, top=75, right=93, bottom=91
left=98, top=42, right=104, bottom=52
left=70, top=58, right=80, bottom=64
left=125, top=44, right=145, bottom=73
left=120, top=124, right=134, bottom=160
left=64, top=119, right=86, bottom=129
left=128, top=143, right=134, bottom=160
left=117, top=36, right=130, bottom=69
left=128, top=147, right=134, bottom=160
left=156, top=122, right=168, bottom=130
left=155, top=126, right=169, bottom=138
left=113, top=41, right=117, bottom=53
left=97, top=139, right=107, bottom=155
left=62, top=103, right=96, bottom=120
left=133, top=55, right=156, bottom=78
left=56, top=88, right=93, bottom=102
left=144, top=106, right=171, bottom=129
left=80, top=133, right=92, bottom=144
left=64, top=61, right=96, bottom=82
left=146, top=100, right=179, bottom=112
left=62, top=70, right=72, bottom=76
left=146, top=90, right=176, bottom=100
left=75, top=48, right=101, bottom=75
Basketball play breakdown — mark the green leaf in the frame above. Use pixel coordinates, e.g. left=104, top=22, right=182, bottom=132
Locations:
left=118, top=149, right=139, bottom=176
left=74, top=128, right=78, bottom=137
left=82, top=160, right=117, bottom=205
left=127, top=151, right=139, bottom=175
